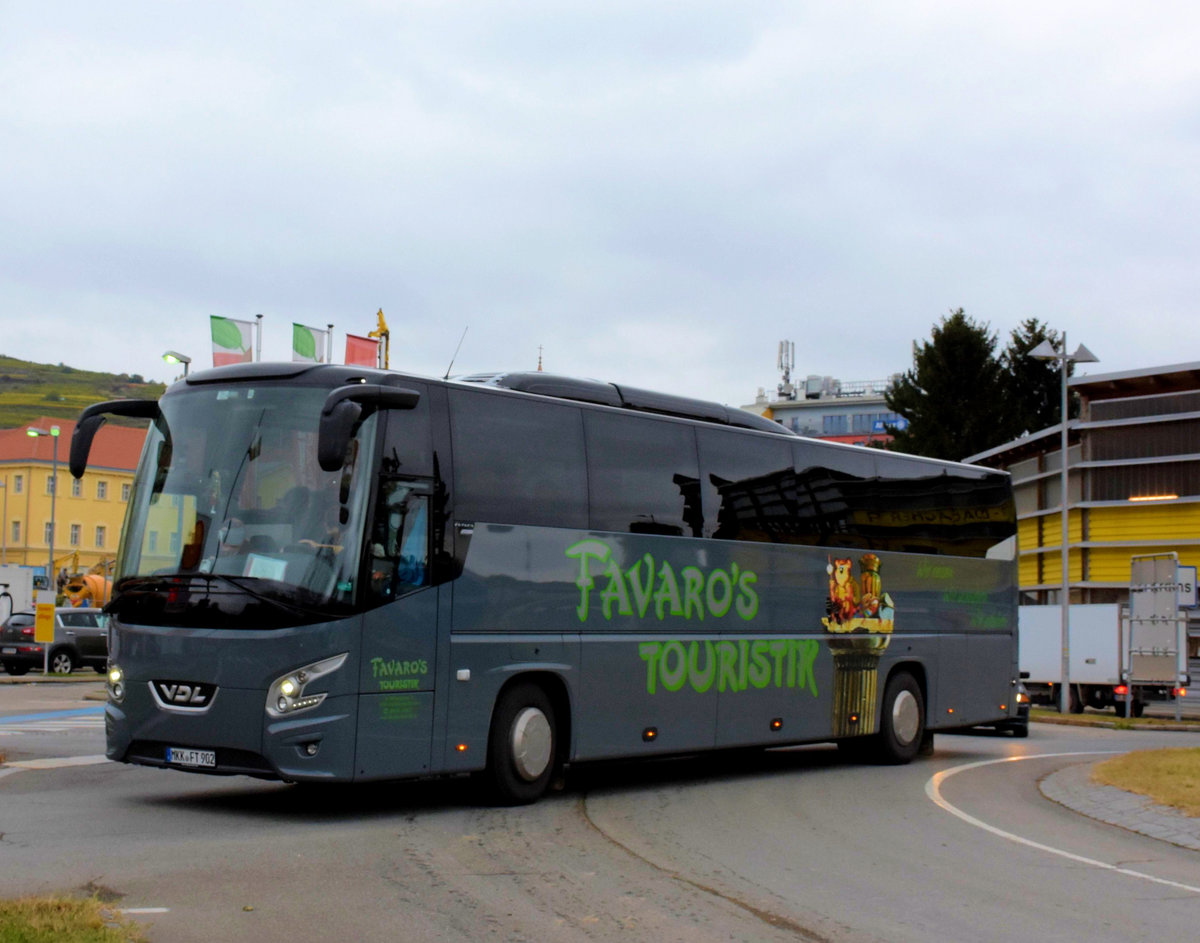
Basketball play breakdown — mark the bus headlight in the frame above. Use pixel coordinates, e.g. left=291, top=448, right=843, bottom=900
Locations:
left=107, top=665, right=126, bottom=704
left=266, top=653, right=348, bottom=718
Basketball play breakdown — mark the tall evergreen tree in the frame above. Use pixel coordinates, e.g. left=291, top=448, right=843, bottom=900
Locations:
left=885, top=309, right=1007, bottom=460
left=999, top=318, right=1078, bottom=439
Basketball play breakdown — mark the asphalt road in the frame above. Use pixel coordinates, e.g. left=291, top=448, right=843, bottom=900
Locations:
left=2, top=682, right=1199, bottom=942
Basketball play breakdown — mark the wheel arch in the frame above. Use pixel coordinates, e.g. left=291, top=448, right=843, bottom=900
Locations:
left=48, top=644, right=80, bottom=670
left=883, top=659, right=928, bottom=722
left=490, top=670, right=573, bottom=765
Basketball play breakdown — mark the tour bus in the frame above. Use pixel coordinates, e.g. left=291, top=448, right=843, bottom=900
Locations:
left=72, top=363, right=1020, bottom=803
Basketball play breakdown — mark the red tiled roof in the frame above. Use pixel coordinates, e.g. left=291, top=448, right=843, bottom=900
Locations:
left=0, top=416, right=147, bottom=471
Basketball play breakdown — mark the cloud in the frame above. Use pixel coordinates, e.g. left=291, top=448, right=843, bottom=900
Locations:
left=1, top=2, right=1198, bottom=405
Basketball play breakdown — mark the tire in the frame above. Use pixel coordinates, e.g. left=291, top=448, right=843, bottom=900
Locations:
left=1131, top=700, right=1145, bottom=718
left=49, top=648, right=76, bottom=674
left=874, top=671, right=925, bottom=764
left=485, top=683, right=558, bottom=805
left=1068, top=685, right=1084, bottom=714
left=1011, top=723, right=1029, bottom=739
left=3, top=662, right=29, bottom=676
left=1114, top=700, right=1127, bottom=718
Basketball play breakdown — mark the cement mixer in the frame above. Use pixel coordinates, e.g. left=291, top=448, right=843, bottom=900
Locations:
left=64, top=572, right=112, bottom=607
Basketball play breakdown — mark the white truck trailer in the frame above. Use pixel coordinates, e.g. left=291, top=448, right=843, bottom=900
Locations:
left=1019, top=604, right=1175, bottom=716
left=0, top=565, right=37, bottom=622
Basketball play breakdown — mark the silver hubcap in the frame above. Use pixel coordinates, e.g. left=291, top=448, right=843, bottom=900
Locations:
left=891, top=690, right=920, bottom=745
left=510, top=706, right=553, bottom=782
left=52, top=655, right=71, bottom=673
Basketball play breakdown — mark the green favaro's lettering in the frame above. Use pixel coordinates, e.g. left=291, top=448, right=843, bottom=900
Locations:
left=567, top=539, right=759, bottom=623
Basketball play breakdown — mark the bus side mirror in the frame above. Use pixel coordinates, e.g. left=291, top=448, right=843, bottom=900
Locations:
left=318, top=384, right=420, bottom=472
left=71, top=399, right=159, bottom=479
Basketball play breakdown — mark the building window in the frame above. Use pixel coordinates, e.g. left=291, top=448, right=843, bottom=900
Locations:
left=95, top=525, right=106, bottom=548
left=823, top=414, right=848, bottom=435
left=12, top=475, right=22, bottom=495
left=121, top=482, right=131, bottom=502
left=97, top=480, right=108, bottom=500
left=70, top=523, right=81, bottom=546
left=72, top=478, right=82, bottom=497
left=44, top=522, right=54, bottom=544
left=11, top=521, right=19, bottom=543
left=148, top=531, right=158, bottom=552
left=46, top=474, right=56, bottom=495
left=169, top=531, right=180, bottom=554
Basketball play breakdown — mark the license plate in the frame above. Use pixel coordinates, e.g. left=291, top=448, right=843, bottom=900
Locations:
left=166, top=747, right=216, bottom=768
left=1, top=647, right=15, bottom=655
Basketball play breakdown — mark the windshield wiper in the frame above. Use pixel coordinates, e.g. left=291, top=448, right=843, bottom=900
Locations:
left=115, top=571, right=331, bottom=617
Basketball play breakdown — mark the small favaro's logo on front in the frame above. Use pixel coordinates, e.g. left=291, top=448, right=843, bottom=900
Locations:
left=152, top=680, right=216, bottom=710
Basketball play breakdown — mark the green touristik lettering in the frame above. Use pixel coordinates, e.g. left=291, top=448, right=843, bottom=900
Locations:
left=638, top=639, right=820, bottom=697
left=566, top=539, right=759, bottom=623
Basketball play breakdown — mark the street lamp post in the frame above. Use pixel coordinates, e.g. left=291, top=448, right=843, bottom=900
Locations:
left=26, top=426, right=61, bottom=592
left=1030, top=334, right=1099, bottom=713
left=163, top=350, right=192, bottom=377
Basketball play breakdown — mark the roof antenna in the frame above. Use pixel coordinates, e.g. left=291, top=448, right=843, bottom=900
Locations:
left=443, top=326, right=469, bottom=379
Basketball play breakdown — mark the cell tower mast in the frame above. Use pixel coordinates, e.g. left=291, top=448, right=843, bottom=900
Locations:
left=777, top=340, right=796, bottom=400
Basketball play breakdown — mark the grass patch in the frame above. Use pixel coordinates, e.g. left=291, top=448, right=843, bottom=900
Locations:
left=0, top=895, right=146, bottom=942
left=1091, top=748, right=1200, bottom=817
left=1029, top=708, right=1196, bottom=729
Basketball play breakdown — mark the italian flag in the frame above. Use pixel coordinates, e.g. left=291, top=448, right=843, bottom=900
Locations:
left=211, top=316, right=254, bottom=366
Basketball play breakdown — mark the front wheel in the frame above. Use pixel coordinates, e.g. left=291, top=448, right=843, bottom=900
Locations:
left=49, top=649, right=76, bottom=674
left=484, top=683, right=558, bottom=805
left=875, top=671, right=925, bottom=764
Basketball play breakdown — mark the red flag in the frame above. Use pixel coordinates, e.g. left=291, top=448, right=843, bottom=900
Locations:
left=345, top=333, right=379, bottom=367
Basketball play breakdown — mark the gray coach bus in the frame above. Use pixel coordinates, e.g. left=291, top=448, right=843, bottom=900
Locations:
left=72, top=363, right=1020, bottom=803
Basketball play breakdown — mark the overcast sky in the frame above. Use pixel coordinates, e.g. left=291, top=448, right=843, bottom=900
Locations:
left=2, top=2, right=1197, bottom=408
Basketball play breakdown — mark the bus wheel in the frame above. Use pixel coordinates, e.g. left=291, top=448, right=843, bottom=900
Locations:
left=486, top=683, right=557, bottom=805
left=876, top=671, right=924, bottom=765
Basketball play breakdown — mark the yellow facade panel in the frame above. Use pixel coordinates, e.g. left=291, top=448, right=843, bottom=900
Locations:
left=1087, top=504, right=1200, bottom=543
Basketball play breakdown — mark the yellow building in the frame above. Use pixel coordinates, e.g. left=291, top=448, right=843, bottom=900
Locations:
left=967, top=361, right=1200, bottom=665
left=0, top=415, right=147, bottom=582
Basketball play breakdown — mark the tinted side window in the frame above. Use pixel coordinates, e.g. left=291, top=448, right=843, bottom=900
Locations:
left=585, top=411, right=702, bottom=537
left=449, top=389, right=588, bottom=528
left=791, top=442, right=878, bottom=549
left=865, top=455, right=1016, bottom=557
left=378, top=381, right=433, bottom=477
left=58, top=611, right=100, bottom=628
left=697, top=429, right=797, bottom=541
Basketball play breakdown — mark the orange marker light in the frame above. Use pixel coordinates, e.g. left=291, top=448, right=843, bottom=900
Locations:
left=456, top=743, right=468, bottom=753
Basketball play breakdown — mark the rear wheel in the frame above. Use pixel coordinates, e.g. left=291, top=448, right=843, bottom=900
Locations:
left=1068, top=685, right=1084, bottom=714
left=485, top=683, right=557, bottom=805
left=3, top=662, right=29, bottom=676
left=49, top=649, right=76, bottom=674
left=875, top=671, right=925, bottom=764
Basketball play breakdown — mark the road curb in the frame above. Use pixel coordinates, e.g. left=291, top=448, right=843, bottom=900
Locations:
left=1040, top=760, right=1200, bottom=852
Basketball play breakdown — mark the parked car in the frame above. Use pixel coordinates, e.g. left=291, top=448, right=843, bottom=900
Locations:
left=0, top=608, right=109, bottom=676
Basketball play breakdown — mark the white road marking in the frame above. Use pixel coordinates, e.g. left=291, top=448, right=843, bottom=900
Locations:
left=119, top=908, right=171, bottom=915
left=926, top=751, right=1200, bottom=895
left=8, top=754, right=109, bottom=769
left=0, top=717, right=105, bottom=734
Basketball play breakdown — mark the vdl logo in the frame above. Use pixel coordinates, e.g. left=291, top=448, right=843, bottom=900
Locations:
left=152, top=680, right=217, bottom=711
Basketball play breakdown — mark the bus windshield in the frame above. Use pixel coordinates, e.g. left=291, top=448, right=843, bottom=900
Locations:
left=115, top=384, right=377, bottom=622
